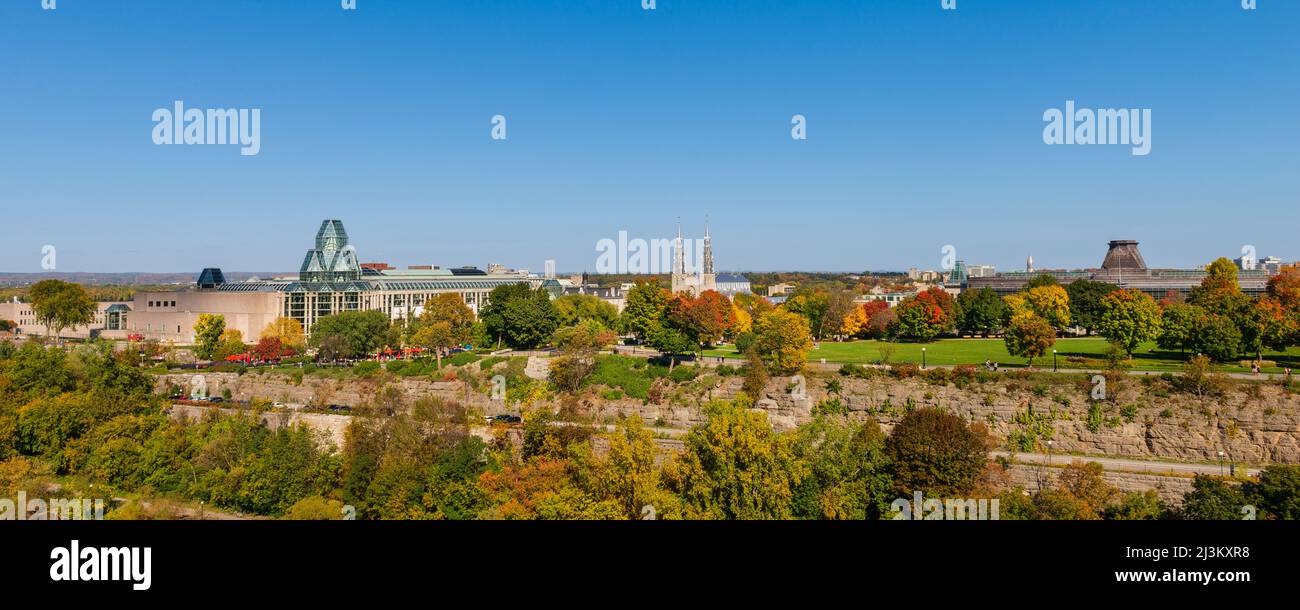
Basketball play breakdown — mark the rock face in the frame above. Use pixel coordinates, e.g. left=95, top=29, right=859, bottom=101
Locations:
left=157, top=367, right=1300, bottom=465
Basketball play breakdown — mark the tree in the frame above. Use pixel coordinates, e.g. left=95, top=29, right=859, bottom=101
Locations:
left=1066, top=280, right=1116, bottom=335
left=956, top=287, right=1006, bottom=337
left=1190, top=257, right=1241, bottom=309
left=1245, top=464, right=1300, bottom=520
left=1023, top=285, right=1071, bottom=331
left=260, top=317, right=306, bottom=352
left=1026, top=274, right=1059, bottom=289
left=252, top=336, right=285, bottom=362
left=1196, top=314, right=1242, bottom=363
left=192, top=314, right=226, bottom=360
left=664, top=401, right=801, bottom=519
left=818, top=289, right=858, bottom=341
left=214, top=328, right=246, bottom=360
left=1097, top=289, right=1162, bottom=357
left=1267, top=266, right=1300, bottom=310
left=411, top=293, right=475, bottom=368
left=663, top=290, right=735, bottom=348
left=646, top=325, right=697, bottom=371
left=28, top=280, right=96, bottom=344
left=752, top=309, right=813, bottom=375
left=618, top=281, right=668, bottom=343
left=1180, top=475, right=1249, bottom=520
left=889, top=287, right=956, bottom=342
left=310, top=310, right=396, bottom=360
left=1003, top=314, right=1055, bottom=366
left=549, top=320, right=616, bottom=391
left=553, top=294, right=619, bottom=330
left=885, top=408, right=989, bottom=498
left=479, top=284, right=559, bottom=350
left=1156, top=303, right=1206, bottom=353
left=784, top=291, right=831, bottom=341
left=728, top=302, right=753, bottom=339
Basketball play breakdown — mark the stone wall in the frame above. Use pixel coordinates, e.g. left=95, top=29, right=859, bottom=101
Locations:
left=157, top=366, right=1300, bottom=466
left=1006, top=464, right=1196, bottom=506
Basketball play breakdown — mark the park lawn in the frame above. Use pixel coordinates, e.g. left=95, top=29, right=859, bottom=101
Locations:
left=703, top=337, right=1300, bottom=374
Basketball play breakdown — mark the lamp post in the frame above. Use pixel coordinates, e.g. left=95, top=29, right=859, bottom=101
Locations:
left=1218, top=451, right=1225, bottom=476
left=921, top=347, right=927, bottom=370
left=1052, top=349, right=1058, bottom=372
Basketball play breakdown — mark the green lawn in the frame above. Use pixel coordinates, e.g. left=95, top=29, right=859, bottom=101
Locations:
left=703, top=337, right=1300, bottom=374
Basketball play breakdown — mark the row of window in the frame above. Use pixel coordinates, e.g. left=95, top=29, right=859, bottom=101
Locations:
left=148, top=300, right=177, bottom=308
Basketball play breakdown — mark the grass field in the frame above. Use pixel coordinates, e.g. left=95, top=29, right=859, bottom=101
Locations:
left=703, top=337, right=1300, bottom=374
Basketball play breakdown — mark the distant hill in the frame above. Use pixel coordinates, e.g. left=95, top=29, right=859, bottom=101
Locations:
left=0, top=272, right=291, bottom=287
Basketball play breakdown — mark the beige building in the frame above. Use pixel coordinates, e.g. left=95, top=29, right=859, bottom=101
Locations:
left=114, top=219, right=534, bottom=344
left=0, top=299, right=131, bottom=340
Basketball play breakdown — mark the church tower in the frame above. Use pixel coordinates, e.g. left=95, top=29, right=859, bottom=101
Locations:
left=700, top=219, right=716, bottom=292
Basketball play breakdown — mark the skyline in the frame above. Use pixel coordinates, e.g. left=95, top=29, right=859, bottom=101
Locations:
left=3, top=1, right=1298, bottom=273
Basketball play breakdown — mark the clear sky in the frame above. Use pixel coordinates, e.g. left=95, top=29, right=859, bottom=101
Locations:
left=2, top=0, right=1297, bottom=275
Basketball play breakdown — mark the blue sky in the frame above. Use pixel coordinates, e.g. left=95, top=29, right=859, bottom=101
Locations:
left=1, top=0, right=1297, bottom=275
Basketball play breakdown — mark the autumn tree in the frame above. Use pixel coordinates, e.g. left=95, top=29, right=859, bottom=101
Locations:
left=664, top=401, right=801, bottom=519
left=192, top=313, right=226, bottom=360
left=752, top=309, right=813, bottom=375
left=889, top=287, right=957, bottom=341
left=1003, top=314, right=1055, bottom=366
left=885, top=408, right=990, bottom=498
left=1097, top=289, right=1162, bottom=357
left=260, top=317, right=306, bottom=352
left=411, top=293, right=476, bottom=368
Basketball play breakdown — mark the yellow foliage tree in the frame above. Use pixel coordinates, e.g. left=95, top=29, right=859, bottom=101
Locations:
left=261, top=317, right=306, bottom=351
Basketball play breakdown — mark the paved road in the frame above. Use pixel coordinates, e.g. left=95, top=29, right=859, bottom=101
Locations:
left=992, top=450, right=1260, bottom=477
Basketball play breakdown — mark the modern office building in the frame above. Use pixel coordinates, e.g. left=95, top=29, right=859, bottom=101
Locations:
left=117, top=220, right=534, bottom=343
left=966, top=240, right=1276, bottom=299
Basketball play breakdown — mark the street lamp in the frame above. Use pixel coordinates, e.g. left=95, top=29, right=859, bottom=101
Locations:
left=1218, top=451, right=1225, bottom=476
left=1047, top=439, right=1054, bottom=466
left=921, top=347, right=927, bottom=370
left=1052, top=349, right=1058, bottom=372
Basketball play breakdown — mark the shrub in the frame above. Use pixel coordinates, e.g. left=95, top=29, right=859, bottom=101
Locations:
left=890, top=363, right=919, bottom=379
left=354, top=361, right=382, bottom=378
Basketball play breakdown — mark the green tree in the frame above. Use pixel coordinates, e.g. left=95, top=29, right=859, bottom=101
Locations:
left=1066, top=280, right=1117, bottom=335
left=956, top=287, right=1006, bottom=337
left=310, top=310, right=396, bottom=360
left=28, top=280, right=96, bottom=344
left=479, top=284, right=560, bottom=350
left=1245, top=464, right=1300, bottom=520
left=192, top=313, right=226, bottom=360
left=646, top=325, right=697, bottom=371
left=618, top=281, right=668, bottom=343
left=1097, top=289, right=1162, bottom=357
left=549, top=320, right=616, bottom=391
left=553, top=294, right=619, bottom=330
left=1156, top=303, right=1205, bottom=353
left=1026, top=274, right=1060, bottom=289
left=1180, top=475, right=1249, bottom=520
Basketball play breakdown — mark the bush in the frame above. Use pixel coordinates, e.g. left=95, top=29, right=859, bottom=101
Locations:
left=354, top=361, right=382, bottom=378
left=890, top=363, right=919, bottom=379
left=669, top=366, right=699, bottom=383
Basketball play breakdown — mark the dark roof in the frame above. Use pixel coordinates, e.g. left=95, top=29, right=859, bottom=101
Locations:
left=449, top=266, right=488, bottom=276
left=716, top=273, right=749, bottom=283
